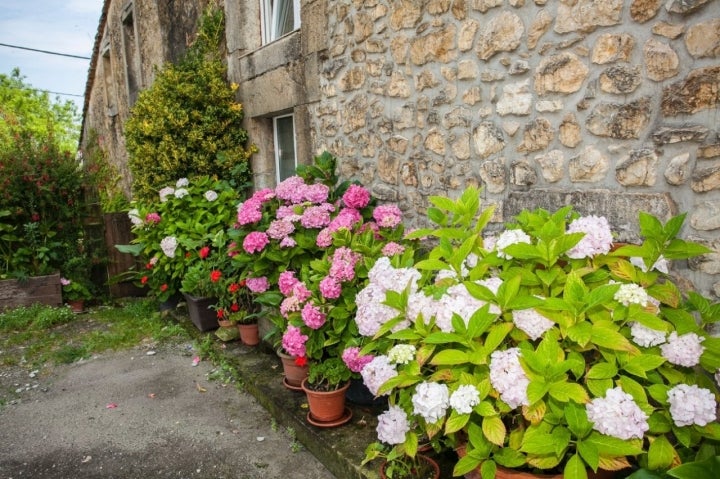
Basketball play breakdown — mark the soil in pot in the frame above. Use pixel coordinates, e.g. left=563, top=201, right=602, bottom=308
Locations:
left=380, top=454, right=440, bottom=479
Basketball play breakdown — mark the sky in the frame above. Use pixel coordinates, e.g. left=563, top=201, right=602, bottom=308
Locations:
left=0, top=0, right=104, bottom=112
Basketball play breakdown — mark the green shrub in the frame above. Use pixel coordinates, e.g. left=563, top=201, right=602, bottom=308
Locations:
left=124, top=5, right=256, bottom=202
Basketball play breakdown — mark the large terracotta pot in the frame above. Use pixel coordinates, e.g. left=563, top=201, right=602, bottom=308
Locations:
left=379, top=454, right=440, bottom=479
left=276, top=349, right=309, bottom=390
left=301, top=378, right=350, bottom=424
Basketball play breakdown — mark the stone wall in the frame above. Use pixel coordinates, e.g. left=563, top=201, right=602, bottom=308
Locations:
left=310, top=0, right=720, bottom=297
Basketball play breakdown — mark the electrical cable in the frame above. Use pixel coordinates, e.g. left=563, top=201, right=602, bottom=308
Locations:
left=0, top=42, right=91, bottom=60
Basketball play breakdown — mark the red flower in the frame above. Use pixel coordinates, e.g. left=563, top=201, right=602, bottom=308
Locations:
left=199, top=246, right=210, bottom=259
left=160, top=284, right=168, bottom=292
left=210, top=270, right=222, bottom=282
left=228, top=282, right=240, bottom=293
left=31, top=213, right=40, bottom=222
left=238, top=279, right=247, bottom=287
left=185, top=252, right=192, bottom=258
left=140, top=276, right=149, bottom=284
left=145, top=262, right=153, bottom=270
left=216, top=308, right=225, bottom=319
left=294, top=356, right=308, bottom=367
left=230, top=303, right=239, bottom=312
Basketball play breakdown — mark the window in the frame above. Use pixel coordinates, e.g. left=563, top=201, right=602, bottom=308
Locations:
left=261, top=0, right=300, bottom=44
left=121, top=1, right=141, bottom=106
left=101, top=38, right=117, bottom=117
left=274, top=114, right=296, bottom=183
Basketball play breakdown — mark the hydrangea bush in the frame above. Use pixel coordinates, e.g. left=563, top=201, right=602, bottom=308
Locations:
left=359, top=187, right=720, bottom=479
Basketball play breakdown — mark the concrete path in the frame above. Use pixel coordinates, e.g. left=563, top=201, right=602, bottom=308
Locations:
left=0, top=345, right=336, bottom=479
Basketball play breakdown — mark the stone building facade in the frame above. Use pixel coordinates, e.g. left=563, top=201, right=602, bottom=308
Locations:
left=83, top=0, right=720, bottom=297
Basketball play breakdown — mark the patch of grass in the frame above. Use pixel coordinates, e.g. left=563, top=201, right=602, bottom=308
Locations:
left=0, top=298, right=190, bottom=369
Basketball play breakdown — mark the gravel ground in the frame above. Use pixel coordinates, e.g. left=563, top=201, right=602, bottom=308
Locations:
left=0, top=343, right=337, bottom=479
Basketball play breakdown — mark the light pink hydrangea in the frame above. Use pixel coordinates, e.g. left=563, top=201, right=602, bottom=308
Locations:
left=328, top=208, right=363, bottom=232
left=629, top=322, right=666, bottom=348
left=280, top=296, right=302, bottom=318
left=376, top=405, right=410, bottom=445
left=373, top=204, right=402, bottom=228
left=160, top=236, right=178, bottom=258
left=242, top=232, right=269, bottom=254
left=586, top=387, right=649, bottom=440
left=300, top=205, right=333, bottom=229
left=329, top=247, right=360, bottom=282
left=276, top=205, right=301, bottom=222
left=495, top=229, right=532, bottom=260
left=342, top=347, right=373, bottom=373
left=566, top=215, right=613, bottom=259
left=513, top=307, right=554, bottom=340
left=667, top=384, right=717, bottom=427
left=381, top=242, right=405, bottom=257
left=275, top=176, right=307, bottom=203
left=449, top=385, right=481, bottom=415
left=278, top=270, right=299, bottom=296
left=630, top=255, right=669, bottom=274
left=319, top=275, right=342, bottom=299
left=361, top=355, right=398, bottom=396
left=343, top=184, right=371, bottom=209
left=489, top=348, right=530, bottom=409
left=237, top=199, right=263, bottom=225
left=158, top=186, right=174, bottom=202
left=267, top=219, right=295, bottom=240
left=282, top=325, right=308, bottom=358
left=304, top=183, right=330, bottom=204
left=660, top=332, right=705, bottom=367
left=280, top=236, right=296, bottom=248
left=316, top=228, right=333, bottom=248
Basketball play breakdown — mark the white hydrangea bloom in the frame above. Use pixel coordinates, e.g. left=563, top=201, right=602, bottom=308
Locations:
left=586, top=387, right=649, bottom=440
left=449, top=385, right=481, bottom=415
left=629, top=322, right=666, bottom=348
left=355, top=283, right=404, bottom=337
left=513, top=307, right=554, bottom=340
left=160, top=236, right=178, bottom=258
left=489, top=348, right=530, bottom=409
left=495, top=229, right=532, bottom=259
left=434, top=283, right=488, bottom=333
left=174, top=188, right=189, bottom=199
left=204, top=190, right=218, bottom=202
left=667, top=384, right=717, bottom=427
left=412, top=382, right=450, bottom=424
left=614, top=283, right=649, bottom=307
left=483, top=235, right=497, bottom=251
left=158, top=186, right=174, bottom=202
left=128, top=208, right=142, bottom=226
left=376, top=405, right=410, bottom=445
left=630, top=256, right=669, bottom=274
left=566, top=215, right=613, bottom=259
left=175, top=177, right=189, bottom=187
left=388, top=344, right=416, bottom=364
left=406, top=291, right=441, bottom=324
left=360, top=355, right=398, bottom=397
left=660, top=332, right=705, bottom=367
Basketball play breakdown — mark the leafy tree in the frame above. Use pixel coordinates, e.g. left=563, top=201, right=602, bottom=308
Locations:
left=0, top=68, right=80, bottom=154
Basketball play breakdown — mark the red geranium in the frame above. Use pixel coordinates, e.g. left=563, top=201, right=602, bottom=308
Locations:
left=228, top=282, right=240, bottom=293
left=141, top=275, right=148, bottom=284
left=210, top=270, right=222, bottom=282
left=294, top=356, right=308, bottom=367
left=199, top=246, right=210, bottom=259
left=160, top=283, right=168, bottom=292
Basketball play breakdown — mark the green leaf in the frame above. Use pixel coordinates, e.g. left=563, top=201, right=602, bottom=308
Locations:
left=667, top=455, right=720, bottom=479
left=565, top=403, right=593, bottom=438
left=623, top=354, right=666, bottom=379
left=520, top=433, right=557, bottom=455
left=526, top=380, right=550, bottom=404
left=591, top=323, right=638, bottom=352
left=482, top=416, right=506, bottom=446
left=567, top=321, right=593, bottom=347
left=480, top=460, right=497, bottom=479
left=586, top=362, right=618, bottom=380
left=585, top=432, right=643, bottom=456
left=577, top=440, right=600, bottom=471
left=430, top=349, right=470, bottom=366
left=648, top=435, right=675, bottom=470
left=549, top=381, right=589, bottom=403
left=564, top=454, right=588, bottom=479
left=445, top=411, right=470, bottom=434
left=493, top=448, right=526, bottom=468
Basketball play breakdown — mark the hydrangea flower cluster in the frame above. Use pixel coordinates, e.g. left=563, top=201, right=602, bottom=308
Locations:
left=586, top=387, right=649, bottom=440
left=489, top=348, right=530, bottom=409
left=411, top=382, right=450, bottom=424
left=341, top=346, right=373, bottom=373
left=376, top=405, right=410, bottom=445
left=512, top=307, right=554, bottom=340
left=360, top=355, right=398, bottom=396
left=660, top=332, right=705, bottom=367
left=614, top=283, right=649, bottom=307
left=388, top=344, right=416, bottom=364
left=281, top=325, right=308, bottom=358
left=629, top=322, right=667, bottom=347
left=667, top=384, right=717, bottom=427
left=566, top=215, right=613, bottom=259
left=160, top=236, right=178, bottom=258
left=493, top=229, right=531, bottom=259
left=449, top=385, right=480, bottom=415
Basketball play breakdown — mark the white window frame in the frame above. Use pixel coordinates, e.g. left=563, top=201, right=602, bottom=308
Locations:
left=273, top=114, right=297, bottom=184
left=261, top=0, right=301, bottom=45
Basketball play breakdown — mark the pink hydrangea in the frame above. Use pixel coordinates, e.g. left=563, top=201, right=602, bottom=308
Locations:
left=251, top=188, right=275, bottom=203
left=300, top=205, right=333, bottom=229
left=291, top=282, right=312, bottom=303
left=280, top=295, right=302, bottom=318
left=237, top=198, right=263, bottom=225
left=343, top=184, right=371, bottom=209
left=373, top=204, right=402, bottom=228
left=280, top=236, right=297, bottom=248
left=275, top=176, right=307, bottom=203
left=301, top=302, right=326, bottom=329
left=342, top=347, right=373, bottom=373
left=319, top=275, right=342, bottom=299
left=328, top=208, right=363, bottom=232
left=382, top=242, right=405, bottom=257
left=267, top=219, right=295, bottom=240
left=279, top=270, right=299, bottom=296
left=282, top=325, right=308, bottom=357
left=145, top=212, right=161, bottom=224
left=242, top=231, right=269, bottom=254
left=246, top=276, right=269, bottom=293
left=304, top=183, right=330, bottom=203
left=316, top=228, right=333, bottom=248
left=329, top=247, right=360, bottom=282
left=361, top=355, right=398, bottom=396
left=276, top=205, right=301, bottom=222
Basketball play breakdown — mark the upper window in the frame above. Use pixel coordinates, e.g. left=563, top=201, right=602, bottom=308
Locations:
left=261, top=0, right=300, bottom=44
left=274, top=114, right=297, bottom=183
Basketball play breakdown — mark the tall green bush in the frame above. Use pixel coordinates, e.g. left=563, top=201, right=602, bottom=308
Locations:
left=124, top=5, right=255, bottom=202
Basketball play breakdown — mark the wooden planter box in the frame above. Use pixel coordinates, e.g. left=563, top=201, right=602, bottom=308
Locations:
left=0, top=273, right=62, bottom=309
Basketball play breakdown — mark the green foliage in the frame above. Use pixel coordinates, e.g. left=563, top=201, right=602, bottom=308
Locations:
left=81, top=129, right=129, bottom=213
left=0, top=68, right=80, bottom=154
left=124, top=5, right=255, bottom=202
left=306, top=357, right=352, bottom=391
left=0, top=132, right=89, bottom=278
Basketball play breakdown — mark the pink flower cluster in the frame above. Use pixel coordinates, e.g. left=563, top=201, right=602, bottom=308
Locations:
left=342, top=347, right=373, bottom=373
left=275, top=176, right=329, bottom=204
left=145, top=212, right=161, bottom=224
left=246, top=276, right=269, bottom=293
left=301, top=302, right=326, bottom=329
left=237, top=188, right=275, bottom=226
left=373, top=204, right=402, bottom=228
left=343, top=184, right=371, bottom=209
left=243, top=231, right=269, bottom=254
left=281, top=325, right=308, bottom=357
left=566, top=215, right=613, bottom=259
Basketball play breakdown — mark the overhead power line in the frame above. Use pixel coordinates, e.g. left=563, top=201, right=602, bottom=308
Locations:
left=0, top=42, right=91, bottom=60
left=3, top=84, right=84, bottom=98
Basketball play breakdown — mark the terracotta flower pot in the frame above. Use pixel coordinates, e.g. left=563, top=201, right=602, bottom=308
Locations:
left=301, top=378, right=350, bottom=424
left=238, top=323, right=260, bottom=346
left=276, top=349, right=309, bottom=390
left=380, top=454, right=440, bottom=479
left=67, top=299, right=85, bottom=313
